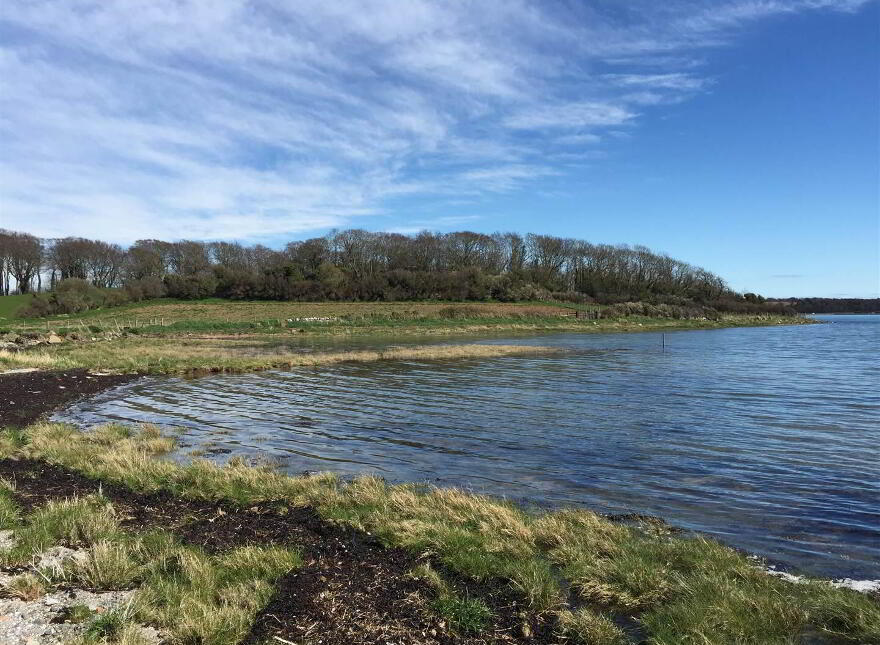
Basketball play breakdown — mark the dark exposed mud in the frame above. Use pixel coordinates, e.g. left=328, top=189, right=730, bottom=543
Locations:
left=0, top=369, right=136, bottom=427
left=0, top=458, right=559, bottom=644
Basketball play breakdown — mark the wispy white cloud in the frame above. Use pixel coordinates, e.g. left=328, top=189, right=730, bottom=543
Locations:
left=0, top=0, right=871, bottom=242
left=504, top=102, right=636, bottom=130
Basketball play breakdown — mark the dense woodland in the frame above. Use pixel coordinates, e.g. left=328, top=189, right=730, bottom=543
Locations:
left=1, top=228, right=793, bottom=317
left=769, top=298, right=880, bottom=314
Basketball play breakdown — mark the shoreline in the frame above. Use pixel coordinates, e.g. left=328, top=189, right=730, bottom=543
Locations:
left=3, top=366, right=877, bottom=589
left=1, top=369, right=878, bottom=643
left=1, top=313, right=812, bottom=376
left=0, top=368, right=137, bottom=427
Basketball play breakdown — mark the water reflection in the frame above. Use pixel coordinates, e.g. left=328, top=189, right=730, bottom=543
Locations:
left=54, top=315, right=880, bottom=579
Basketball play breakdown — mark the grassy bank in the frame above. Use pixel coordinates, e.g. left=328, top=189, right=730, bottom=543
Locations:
left=3, top=298, right=809, bottom=337
left=1, top=298, right=810, bottom=375
left=0, top=342, right=557, bottom=374
left=0, top=423, right=877, bottom=644
left=0, top=293, right=31, bottom=321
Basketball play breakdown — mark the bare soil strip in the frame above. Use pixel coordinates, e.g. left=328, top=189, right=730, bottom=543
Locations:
left=0, top=458, right=557, bottom=644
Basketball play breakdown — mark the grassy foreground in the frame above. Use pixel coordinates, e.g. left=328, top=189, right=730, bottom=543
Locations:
left=1, top=423, right=877, bottom=644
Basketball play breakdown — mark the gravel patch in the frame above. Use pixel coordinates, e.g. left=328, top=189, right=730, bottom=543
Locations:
left=0, top=588, right=136, bottom=644
left=0, top=539, right=160, bottom=645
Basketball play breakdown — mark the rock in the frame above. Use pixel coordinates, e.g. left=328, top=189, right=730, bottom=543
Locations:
left=47, top=333, right=63, bottom=344
left=136, top=625, right=163, bottom=644
left=37, top=546, right=86, bottom=572
left=0, top=530, right=14, bottom=552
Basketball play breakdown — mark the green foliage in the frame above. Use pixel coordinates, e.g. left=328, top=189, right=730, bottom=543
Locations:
left=64, top=604, right=95, bottom=624
left=17, top=279, right=135, bottom=318
left=0, top=482, right=20, bottom=529
left=163, top=272, right=218, bottom=300
left=432, top=594, right=492, bottom=634
left=82, top=607, right=130, bottom=641
left=2, top=495, right=121, bottom=566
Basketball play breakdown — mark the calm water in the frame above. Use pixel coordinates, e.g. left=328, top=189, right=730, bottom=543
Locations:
left=53, top=315, right=880, bottom=579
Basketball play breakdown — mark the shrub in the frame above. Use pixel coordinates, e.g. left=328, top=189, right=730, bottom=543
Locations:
left=124, top=276, right=166, bottom=301
left=102, top=289, right=131, bottom=308
left=53, top=278, right=105, bottom=314
left=18, top=294, right=52, bottom=318
left=163, top=272, right=218, bottom=300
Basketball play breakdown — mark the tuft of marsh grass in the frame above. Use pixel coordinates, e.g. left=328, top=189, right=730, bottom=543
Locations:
left=432, top=593, right=492, bottom=634
left=3, top=571, right=47, bottom=600
left=135, top=544, right=301, bottom=645
left=410, top=563, right=492, bottom=634
left=799, top=581, right=880, bottom=644
left=0, top=428, right=29, bottom=457
left=77, top=604, right=139, bottom=645
left=556, top=607, right=628, bottom=645
left=0, top=479, right=20, bottom=529
left=62, top=603, right=95, bottom=624
left=1, top=482, right=301, bottom=645
left=0, top=348, right=76, bottom=370
left=326, top=474, right=563, bottom=611
left=73, top=540, right=144, bottom=589
left=2, top=495, right=120, bottom=566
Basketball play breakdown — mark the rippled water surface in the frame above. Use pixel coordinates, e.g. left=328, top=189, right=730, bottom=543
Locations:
left=55, top=315, right=880, bottom=578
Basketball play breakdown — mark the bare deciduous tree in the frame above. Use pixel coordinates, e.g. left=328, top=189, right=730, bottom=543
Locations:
left=4, top=231, right=42, bottom=293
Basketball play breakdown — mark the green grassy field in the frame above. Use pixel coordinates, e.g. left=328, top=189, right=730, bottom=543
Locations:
left=0, top=294, right=30, bottom=321
left=6, top=298, right=576, bottom=327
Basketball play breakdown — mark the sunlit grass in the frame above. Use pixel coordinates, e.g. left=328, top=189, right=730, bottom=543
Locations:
left=0, top=348, right=76, bottom=370
left=1, top=339, right=558, bottom=374
left=1, top=483, right=301, bottom=645
left=1, top=423, right=876, bottom=643
left=1, top=495, right=121, bottom=567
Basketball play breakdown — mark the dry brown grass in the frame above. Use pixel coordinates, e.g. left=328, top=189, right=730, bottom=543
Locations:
left=4, top=572, right=47, bottom=600
left=0, top=349, right=75, bottom=370
left=1, top=339, right=558, bottom=374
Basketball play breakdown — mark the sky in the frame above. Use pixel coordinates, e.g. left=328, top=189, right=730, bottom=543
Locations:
left=0, top=0, right=877, bottom=297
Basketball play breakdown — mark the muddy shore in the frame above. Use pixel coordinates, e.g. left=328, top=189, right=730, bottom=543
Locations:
left=0, top=369, right=558, bottom=644
left=0, top=369, right=138, bottom=427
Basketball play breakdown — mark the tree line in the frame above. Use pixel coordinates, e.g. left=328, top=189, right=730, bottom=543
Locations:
left=1, top=228, right=792, bottom=316
left=769, top=298, right=880, bottom=314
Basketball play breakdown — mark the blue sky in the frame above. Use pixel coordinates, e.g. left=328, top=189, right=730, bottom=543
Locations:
left=0, top=1, right=877, bottom=297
